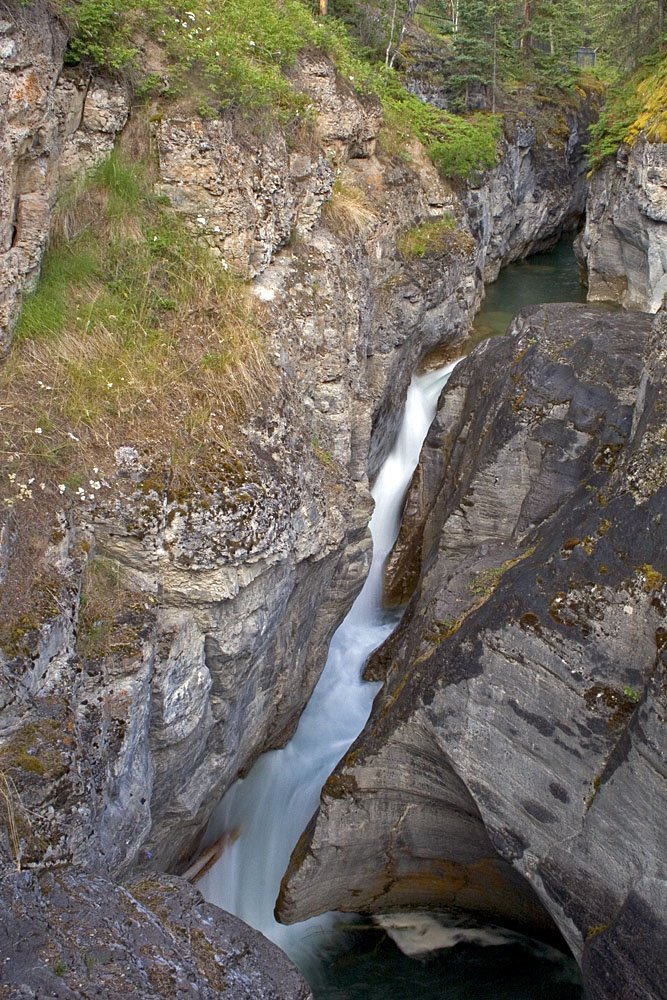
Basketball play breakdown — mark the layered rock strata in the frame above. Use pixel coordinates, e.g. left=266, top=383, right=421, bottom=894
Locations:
left=0, top=8, right=594, bottom=889
left=279, top=304, right=666, bottom=1000
left=577, top=136, right=667, bottom=313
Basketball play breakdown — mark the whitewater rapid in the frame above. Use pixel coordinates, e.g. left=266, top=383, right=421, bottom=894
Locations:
left=198, top=360, right=460, bottom=969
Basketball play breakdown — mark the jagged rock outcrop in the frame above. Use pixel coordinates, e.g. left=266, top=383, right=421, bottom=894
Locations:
left=279, top=304, right=666, bottom=1000
left=0, top=0, right=596, bottom=950
left=0, top=4, right=131, bottom=353
left=468, top=107, right=593, bottom=283
left=0, top=868, right=311, bottom=998
left=577, top=136, right=667, bottom=313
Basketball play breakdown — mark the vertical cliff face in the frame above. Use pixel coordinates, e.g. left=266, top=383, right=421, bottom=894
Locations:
left=0, top=5, right=132, bottom=354
left=0, top=0, right=595, bottom=898
left=577, top=136, right=667, bottom=313
left=279, top=305, right=666, bottom=1000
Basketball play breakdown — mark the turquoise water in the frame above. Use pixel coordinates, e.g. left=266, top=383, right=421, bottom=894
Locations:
left=467, top=235, right=587, bottom=347
left=309, top=235, right=586, bottom=1000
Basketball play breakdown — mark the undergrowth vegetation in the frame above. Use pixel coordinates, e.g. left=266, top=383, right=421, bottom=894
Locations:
left=587, top=53, right=667, bottom=169
left=322, top=177, right=376, bottom=237
left=0, top=147, right=272, bottom=510
left=397, top=214, right=456, bottom=258
left=57, top=0, right=503, bottom=179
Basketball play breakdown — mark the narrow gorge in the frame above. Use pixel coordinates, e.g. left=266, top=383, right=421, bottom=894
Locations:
left=0, top=2, right=664, bottom=999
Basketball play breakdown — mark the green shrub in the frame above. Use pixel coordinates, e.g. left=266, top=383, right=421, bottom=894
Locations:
left=587, top=53, right=667, bottom=169
left=397, top=215, right=456, bottom=258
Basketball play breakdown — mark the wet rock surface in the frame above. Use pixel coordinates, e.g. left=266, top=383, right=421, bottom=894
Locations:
left=0, top=4, right=608, bottom=991
left=0, top=869, right=311, bottom=998
left=279, top=305, right=666, bottom=1000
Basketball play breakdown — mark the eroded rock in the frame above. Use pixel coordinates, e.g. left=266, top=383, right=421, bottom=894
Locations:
left=578, top=137, right=667, bottom=313
left=0, top=869, right=312, bottom=999
left=279, top=305, right=666, bottom=1000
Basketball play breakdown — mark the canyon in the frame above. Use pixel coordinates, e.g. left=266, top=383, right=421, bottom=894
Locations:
left=0, top=3, right=665, bottom=998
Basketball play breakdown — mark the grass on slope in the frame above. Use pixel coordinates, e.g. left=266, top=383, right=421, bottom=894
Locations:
left=1, top=147, right=272, bottom=513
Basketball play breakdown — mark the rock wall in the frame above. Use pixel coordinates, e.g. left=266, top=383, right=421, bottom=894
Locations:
left=0, top=0, right=594, bottom=915
left=0, top=3, right=131, bottom=354
left=577, top=136, right=667, bottom=313
left=279, top=304, right=667, bottom=1000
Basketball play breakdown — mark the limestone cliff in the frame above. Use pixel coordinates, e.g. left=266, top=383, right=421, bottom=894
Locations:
left=279, top=305, right=667, bottom=1000
left=0, top=5, right=617, bottom=998
left=578, top=136, right=667, bottom=313
left=0, top=0, right=593, bottom=894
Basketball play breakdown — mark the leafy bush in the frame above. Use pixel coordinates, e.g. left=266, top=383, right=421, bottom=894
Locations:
left=370, top=71, right=502, bottom=178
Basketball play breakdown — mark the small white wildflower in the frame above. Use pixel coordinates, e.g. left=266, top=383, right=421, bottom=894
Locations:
left=88, top=493, right=95, bottom=501
left=93, top=467, right=99, bottom=474
left=107, top=382, right=113, bottom=389
left=34, top=427, right=42, bottom=434
left=58, top=484, right=67, bottom=494
left=196, top=216, right=207, bottom=226
left=8, top=472, right=16, bottom=482
left=185, top=10, right=196, bottom=19
left=27, top=478, right=34, bottom=484
left=39, top=482, right=46, bottom=490
left=248, top=39, right=256, bottom=46
left=67, top=432, right=80, bottom=442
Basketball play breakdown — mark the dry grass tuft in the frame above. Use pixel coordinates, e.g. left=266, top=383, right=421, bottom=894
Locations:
left=0, top=147, right=275, bottom=509
left=0, top=771, right=26, bottom=869
left=322, top=178, right=376, bottom=238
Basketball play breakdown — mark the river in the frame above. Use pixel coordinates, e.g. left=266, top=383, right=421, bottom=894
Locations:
left=199, top=236, right=587, bottom=999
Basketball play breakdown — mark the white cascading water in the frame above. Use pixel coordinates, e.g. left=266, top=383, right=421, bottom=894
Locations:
left=198, top=359, right=460, bottom=971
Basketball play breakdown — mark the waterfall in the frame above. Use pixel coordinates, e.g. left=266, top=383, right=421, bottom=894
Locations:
left=198, top=359, right=460, bottom=971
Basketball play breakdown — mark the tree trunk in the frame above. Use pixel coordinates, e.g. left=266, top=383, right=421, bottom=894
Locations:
left=522, top=0, right=534, bottom=54
left=319, top=0, right=328, bottom=15
left=492, top=16, right=497, bottom=114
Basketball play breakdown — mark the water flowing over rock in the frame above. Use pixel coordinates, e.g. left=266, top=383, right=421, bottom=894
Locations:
left=0, top=3, right=614, bottom=991
left=279, top=304, right=667, bottom=1000
left=0, top=11, right=595, bottom=886
left=578, top=136, right=667, bottom=313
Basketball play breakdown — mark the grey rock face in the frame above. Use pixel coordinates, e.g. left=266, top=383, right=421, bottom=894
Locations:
left=0, top=8, right=597, bottom=970
left=0, top=869, right=312, bottom=998
left=466, top=110, right=593, bottom=284
left=279, top=305, right=666, bottom=1000
left=578, top=137, right=667, bottom=313
left=0, top=6, right=130, bottom=352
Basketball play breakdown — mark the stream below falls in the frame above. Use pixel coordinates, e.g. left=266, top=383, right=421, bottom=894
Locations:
left=199, top=237, right=588, bottom=998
